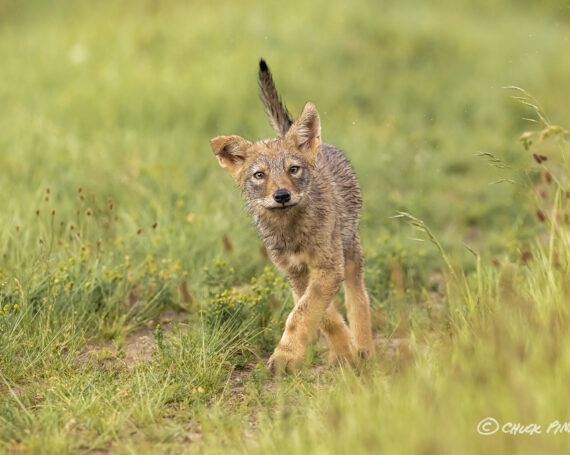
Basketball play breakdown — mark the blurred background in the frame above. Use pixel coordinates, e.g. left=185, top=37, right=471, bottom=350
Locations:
left=0, top=0, right=569, bottom=308
left=2, top=1, right=569, bottom=272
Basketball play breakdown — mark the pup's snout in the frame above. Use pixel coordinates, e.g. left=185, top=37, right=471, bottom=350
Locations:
left=273, top=188, right=291, bottom=204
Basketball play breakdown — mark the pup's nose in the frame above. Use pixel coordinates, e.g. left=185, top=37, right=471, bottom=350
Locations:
left=273, top=188, right=291, bottom=204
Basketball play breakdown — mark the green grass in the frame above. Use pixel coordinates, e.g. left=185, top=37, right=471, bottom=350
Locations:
left=1, top=0, right=570, bottom=453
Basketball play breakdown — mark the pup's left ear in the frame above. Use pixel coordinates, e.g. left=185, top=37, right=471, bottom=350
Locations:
left=286, top=102, right=321, bottom=162
left=210, top=135, right=252, bottom=180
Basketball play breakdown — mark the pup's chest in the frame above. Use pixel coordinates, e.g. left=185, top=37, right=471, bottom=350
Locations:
left=283, top=252, right=308, bottom=269
left=259, top=220, right=309, bottom=252
left=270, top=250, right=309, bottom=274
left=256, top=217, right=315, bottom=271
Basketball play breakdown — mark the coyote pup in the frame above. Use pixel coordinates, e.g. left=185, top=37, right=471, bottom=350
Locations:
left=210, top=59, right=373, bottom=372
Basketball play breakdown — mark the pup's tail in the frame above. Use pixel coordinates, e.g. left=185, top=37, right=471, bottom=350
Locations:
left=258, top=59, right=293, bottom=137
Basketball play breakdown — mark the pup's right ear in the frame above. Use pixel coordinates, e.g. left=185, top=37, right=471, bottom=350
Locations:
left=210, top=135, right=252, bottom=180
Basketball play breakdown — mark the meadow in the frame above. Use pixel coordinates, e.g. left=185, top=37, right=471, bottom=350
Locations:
left=1, top=0, right=570, bottom=453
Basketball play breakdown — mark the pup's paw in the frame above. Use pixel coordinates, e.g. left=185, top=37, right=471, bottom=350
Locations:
left=267, top=348, right=302, bottom=374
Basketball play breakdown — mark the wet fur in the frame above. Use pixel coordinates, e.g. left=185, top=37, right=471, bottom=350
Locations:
left=210, top=59, right=373, bottom=372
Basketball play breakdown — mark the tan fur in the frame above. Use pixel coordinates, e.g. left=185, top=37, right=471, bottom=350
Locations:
left=209, top=60, right=373, bottom=372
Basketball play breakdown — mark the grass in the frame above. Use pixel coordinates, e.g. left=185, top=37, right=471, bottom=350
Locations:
left=1, top=0, right=570, bottom=453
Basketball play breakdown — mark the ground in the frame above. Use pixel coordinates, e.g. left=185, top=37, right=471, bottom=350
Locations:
left=1, top=1, right=570, bottom=454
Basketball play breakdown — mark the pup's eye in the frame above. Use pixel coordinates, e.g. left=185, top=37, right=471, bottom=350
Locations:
left=289, top=166, right=300, bottom=175
left=253, top=171, right=265, bottom=180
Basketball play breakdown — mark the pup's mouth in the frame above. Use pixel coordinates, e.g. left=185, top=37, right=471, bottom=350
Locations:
left=268, top=203, right=297, bottom=211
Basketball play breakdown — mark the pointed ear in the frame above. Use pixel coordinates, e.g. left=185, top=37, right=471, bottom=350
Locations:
left=210, top=135, right=252, bottom=179
left=287, top=102, right=321, bottom=160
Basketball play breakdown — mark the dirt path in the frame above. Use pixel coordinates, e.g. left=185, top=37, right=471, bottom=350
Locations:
left=77, top=309, right=187, bottom=369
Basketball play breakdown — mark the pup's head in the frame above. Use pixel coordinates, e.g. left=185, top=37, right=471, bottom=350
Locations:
left=210, top=102, right=321, bottom=213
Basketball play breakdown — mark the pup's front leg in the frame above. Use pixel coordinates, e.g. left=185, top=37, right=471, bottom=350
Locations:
left=268, top=267, right=342, bottom=373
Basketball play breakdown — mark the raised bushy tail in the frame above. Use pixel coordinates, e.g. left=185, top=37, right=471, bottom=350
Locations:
left=258, top=59, right=293, bottom=137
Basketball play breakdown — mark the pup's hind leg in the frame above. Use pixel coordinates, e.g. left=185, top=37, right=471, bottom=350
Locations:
left=344, top=239, right=374, bottom=359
